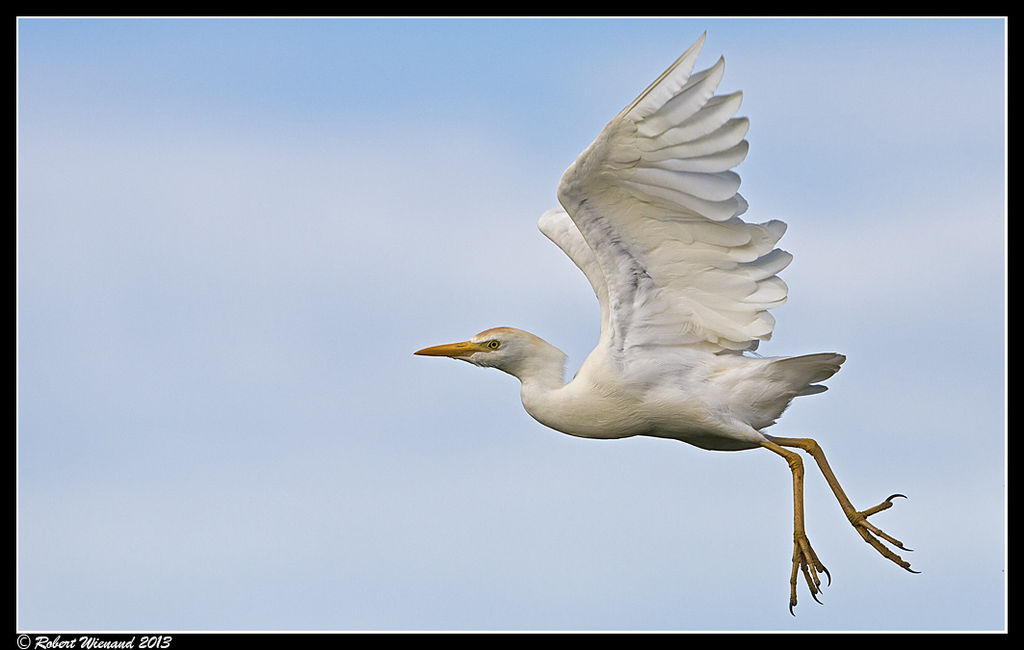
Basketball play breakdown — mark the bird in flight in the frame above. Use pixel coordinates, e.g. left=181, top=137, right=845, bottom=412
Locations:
left=415, top=33, right=916, bottom=613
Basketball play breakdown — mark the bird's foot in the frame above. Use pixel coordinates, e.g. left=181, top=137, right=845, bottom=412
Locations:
left=847, top=493, right=918, bottom=574
left=789, top=532, right=830, bottom=615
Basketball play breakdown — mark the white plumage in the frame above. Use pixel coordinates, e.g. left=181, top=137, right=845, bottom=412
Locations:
left=416, top=33, right=915, bottom=613
left=548, top=34, right=787, bottom=355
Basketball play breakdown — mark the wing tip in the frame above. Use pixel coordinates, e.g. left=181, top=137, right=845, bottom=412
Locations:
left=688, top=31, right=708, bottom=60
left=621, top=32, right=711, bottom=121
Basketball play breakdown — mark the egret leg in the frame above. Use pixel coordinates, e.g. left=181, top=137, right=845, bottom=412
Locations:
left=768, top=436, right=916, bottom=574
left=759, top=439, right=830, bottom=614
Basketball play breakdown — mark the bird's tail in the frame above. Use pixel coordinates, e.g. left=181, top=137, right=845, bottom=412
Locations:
left=769, top=352, right=846, bottom=397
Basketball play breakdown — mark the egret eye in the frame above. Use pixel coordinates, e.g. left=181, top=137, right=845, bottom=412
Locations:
left=486, top=340, right=500, bottom=350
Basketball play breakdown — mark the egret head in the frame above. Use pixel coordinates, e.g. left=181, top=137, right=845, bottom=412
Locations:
left=415, top=326, right=566, bottom=382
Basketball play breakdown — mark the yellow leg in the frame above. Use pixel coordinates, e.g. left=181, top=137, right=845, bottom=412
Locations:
left=759, top=439, right=830, bottom=614
left=768, top=436, right=917, bottom=574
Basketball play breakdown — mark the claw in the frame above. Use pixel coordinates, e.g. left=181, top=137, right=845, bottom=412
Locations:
left=859, top=493, right=910, bottom=522
left=789, top=533, right=829, bottom=614
left=845, top=495, right=918, bottom=574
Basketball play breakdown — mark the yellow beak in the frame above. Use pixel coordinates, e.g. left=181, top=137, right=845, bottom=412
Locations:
left=414, top=340, right=487, bottom=358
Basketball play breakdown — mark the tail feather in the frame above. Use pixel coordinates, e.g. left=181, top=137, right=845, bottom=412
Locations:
left=719, top=352, right=846, bottom=430
left=770, top=352, right=846, bottom=397
left=796, top=384, right=829, bottom=397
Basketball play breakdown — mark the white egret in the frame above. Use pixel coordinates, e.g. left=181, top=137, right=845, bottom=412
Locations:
left=415, top=34, right=915, bottom=613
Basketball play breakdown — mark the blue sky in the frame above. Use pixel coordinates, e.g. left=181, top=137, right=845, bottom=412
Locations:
left=17, top=17, right=1006, bottom=632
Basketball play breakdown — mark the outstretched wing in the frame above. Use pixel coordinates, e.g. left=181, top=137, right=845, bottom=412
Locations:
left=538, top=206, right=612, bottom=342
left=552, top=34, right=791, bottom=354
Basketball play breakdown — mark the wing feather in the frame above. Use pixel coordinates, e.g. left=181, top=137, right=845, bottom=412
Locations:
left=642, top=140, right=748, bottom=173
left=538, top=207, right=611, bottom=339
left=635, top=57, right=726, bottom=137
left=552, top=35, right=792, bottom=354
